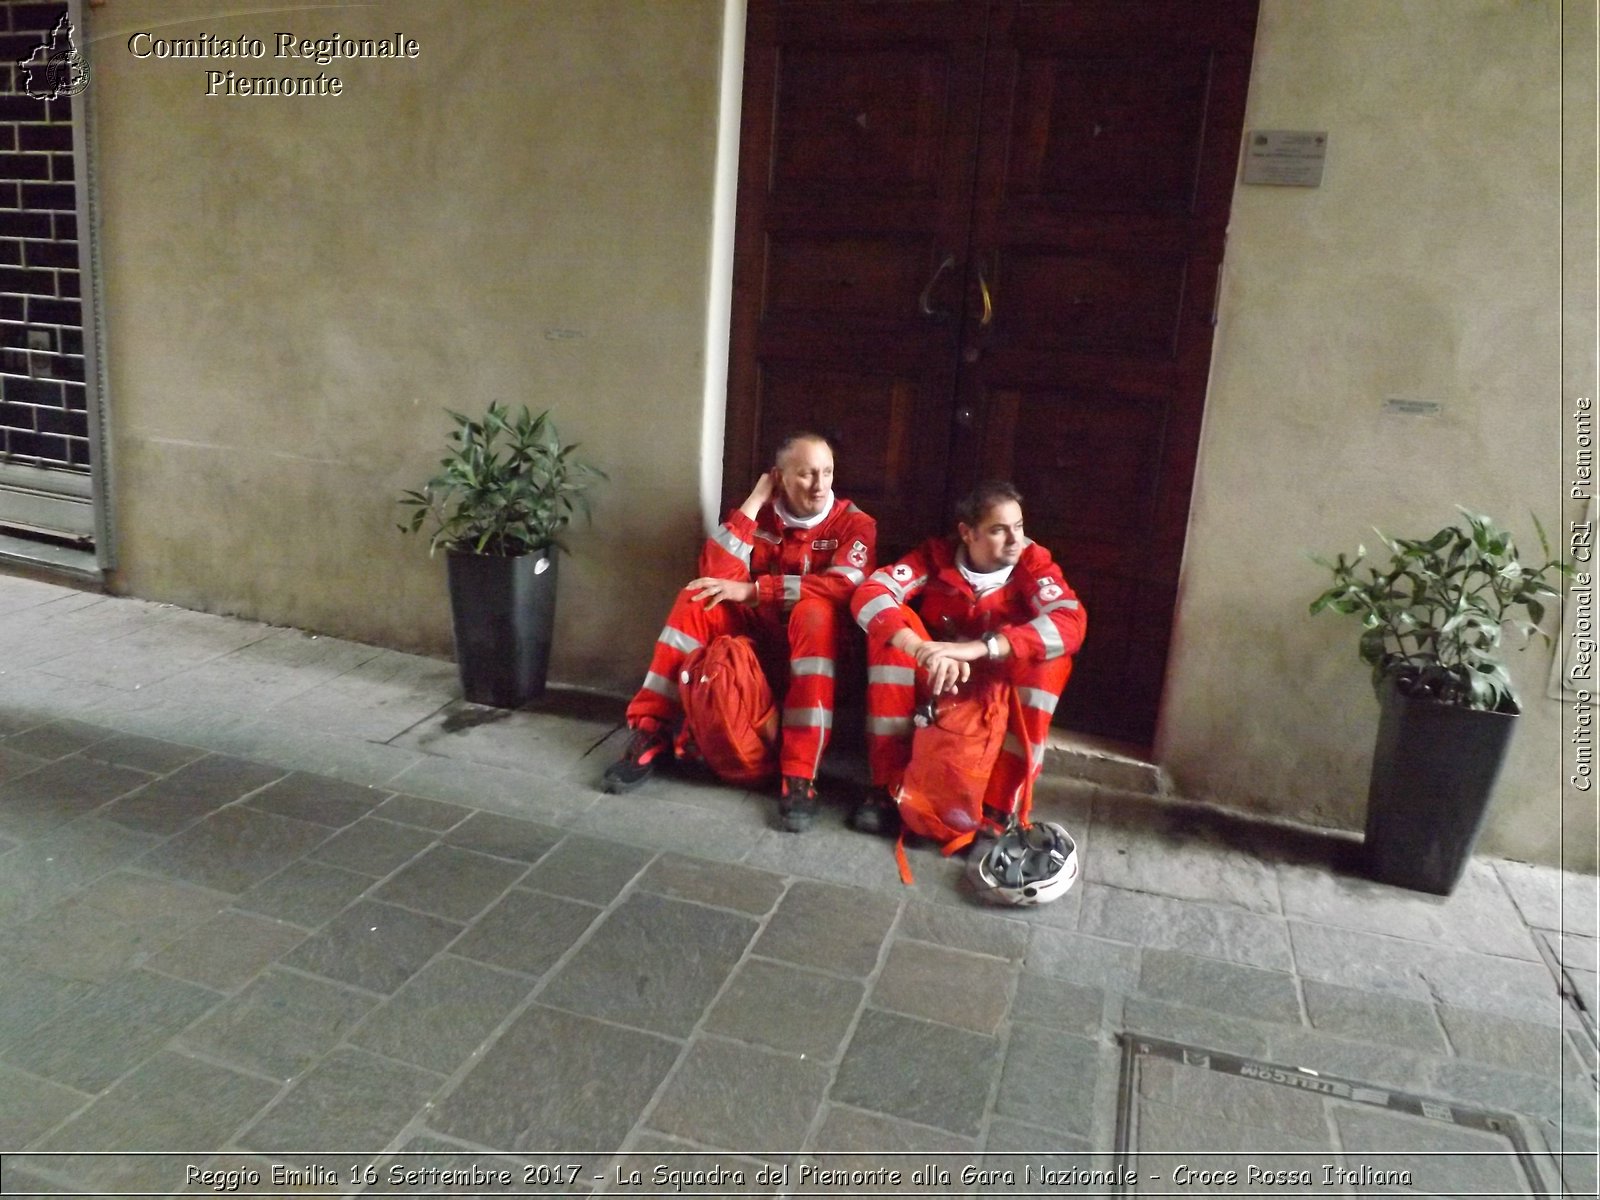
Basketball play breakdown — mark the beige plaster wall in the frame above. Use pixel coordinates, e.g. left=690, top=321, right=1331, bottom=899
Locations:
left=93, top=0, right=722, bottom=690
left=1159, top=0, right=1590, bottom=867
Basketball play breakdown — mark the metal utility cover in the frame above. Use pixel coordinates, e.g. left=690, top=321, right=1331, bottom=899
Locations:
left=1113, top=1034, right=1553, bottom=1196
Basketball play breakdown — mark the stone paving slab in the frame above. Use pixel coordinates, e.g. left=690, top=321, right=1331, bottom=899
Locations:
left=428, top=1004, right=682, bottom=1151
left=178, top=967, right=378, bottom=1081
left=99, top=754, right=288, bottom=838
left=0, top=756, right=153, bottom=840
left=0, top=818, right=164, bottom=924
left=539, top=891, right=756, bottom=1037
left=32, top=1050, right=280, bottom=1193
left=871, top=940, right=1015, bottom=1035
left=1077, top=882, right=1295, bottom=971
left=646, top=1036, right=832, bottom=1153
left=0, top=968, right=222, bottom=1092
left=635, top=852, right=787, bottom=915
left=1302, top=979, right=1451, bottom=1055
left=753, top=879, right=899, bottom=978
left=373, top=844, right=529, bottom=921
left=1277, top=855, right=1542, bottom=961
left=1086, top=793, right=1282, bottom=914
left=136, top=627, right=384, bottom=715
left=1496, top=858, right=1600, bottom=938
left=3, top=869, right=230, bottom=983
left=392, top=701, right=620, bottom=783
left=704, top=957, right=864, bottom=1060
left=832, top=1009, right=1003, bottom=1139
left=311, top=816, right=438, bottom=877
left=1288, top=920, right=1566, bottom=1023
left=282, top=898, right=463, bottom=995
left=238, top=1046, right=443, bottom=1152
left=76, top=730, right=208, bottom=775
left=345, top=955, right=537, bottom=1075
left=1, top=718, right=113, bottom=761
left=450, top=888, right=602, bottom=978
left=250, top=647, right=459, bottom=744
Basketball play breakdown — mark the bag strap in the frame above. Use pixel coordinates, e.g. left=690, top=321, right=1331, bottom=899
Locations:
left=894, top=826, right=978, bottom=887
left=1009, top=685, right=1038, bottom=827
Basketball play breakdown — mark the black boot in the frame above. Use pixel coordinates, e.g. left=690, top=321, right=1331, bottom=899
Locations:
left=600, top=722, right=670, bottom=794
left=778, top=775, right=819, bottom=832
left=850, top=786, right=899, bottom=836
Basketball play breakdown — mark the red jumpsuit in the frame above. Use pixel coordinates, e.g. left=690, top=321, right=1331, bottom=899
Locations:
left=625, top=497, right=876, bottom=781
left=850, top=538, right=1086, bottom=816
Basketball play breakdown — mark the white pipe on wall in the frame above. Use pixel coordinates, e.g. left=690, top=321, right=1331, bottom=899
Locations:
left=700, top=0, right=746, bottom=534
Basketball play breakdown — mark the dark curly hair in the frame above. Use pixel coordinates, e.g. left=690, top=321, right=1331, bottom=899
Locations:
left=954, top=480, right=1023, bottom=529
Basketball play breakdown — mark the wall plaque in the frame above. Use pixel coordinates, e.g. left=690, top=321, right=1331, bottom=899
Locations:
left=1243, top=129, right=1328, bottom=186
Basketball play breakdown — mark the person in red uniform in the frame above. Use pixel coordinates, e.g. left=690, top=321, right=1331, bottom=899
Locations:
left=848, top=481, right=1086, bottom=836
left=602, top=431, right=876, bottom=831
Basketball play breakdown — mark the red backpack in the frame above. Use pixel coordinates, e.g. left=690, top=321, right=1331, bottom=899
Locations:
left=673, top=635, right=780, bottom=786
left=892, top=675, right=1013, bottom=884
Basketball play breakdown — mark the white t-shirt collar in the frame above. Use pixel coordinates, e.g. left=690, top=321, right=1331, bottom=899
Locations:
left=957, top=547, right=1014, bottom=596
left=774, top=491, right=834, bottom=530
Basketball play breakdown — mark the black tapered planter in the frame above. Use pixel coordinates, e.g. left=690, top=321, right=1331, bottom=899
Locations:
left=445, top=547, right=558, bottom=707
left=1363, top=674, right=1519, bottom=895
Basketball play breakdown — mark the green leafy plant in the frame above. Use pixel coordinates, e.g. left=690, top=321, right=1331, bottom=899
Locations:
left=1310, top=508, right=1569, bottom=712
left=398, top=403, right=606, bottom=556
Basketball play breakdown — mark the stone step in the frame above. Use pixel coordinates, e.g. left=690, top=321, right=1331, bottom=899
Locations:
left=1042, top=729, right=1168, bottom=796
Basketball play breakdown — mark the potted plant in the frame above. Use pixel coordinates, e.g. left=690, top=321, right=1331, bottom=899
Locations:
left=399, top=402, right=606, bottom=707
left=1310, top=509, right=1568, bottom=894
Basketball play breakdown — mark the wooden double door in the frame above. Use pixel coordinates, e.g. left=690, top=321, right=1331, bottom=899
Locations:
left=723, top=0, right=1259, bottom=744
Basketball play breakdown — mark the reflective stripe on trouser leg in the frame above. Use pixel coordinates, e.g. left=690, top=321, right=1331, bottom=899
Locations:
left=982, top=654, right=1074, bottom=817
left=624, top=589, right=750, bottom=727
left=863, top=606, right=927, bottom=787
left=780, top=596, right=842, bottom=779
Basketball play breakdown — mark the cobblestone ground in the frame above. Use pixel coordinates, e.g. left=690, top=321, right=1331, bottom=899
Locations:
left=0, top=573, right=1594, bottom=1197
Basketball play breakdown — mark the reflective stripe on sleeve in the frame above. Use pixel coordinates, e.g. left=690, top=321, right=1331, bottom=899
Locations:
left=642, top=671, right=677, bottom=699
left=783, top=706, right=833, bottom=730
left=867, top=715, right=913, bottom=736
left=1028, top=614, right=1067, bottom=660
left=1017, top=687, right=1059, bottom=715
left=783, top=576, right=802, bottom=606
left=1036, top=597, right=1080, bottom=615
left=657, top=626, right=702, bottom=654
left=827, top=565, right=865, bottom=585
left=711, top=525, right=752, bottom=568
left=866, top=568, right=904, bottom=602
left=867, top=665, right=916, bottom=686
left=790, top=656, right=835, bottom=677
left=855, top=593, right=899, bottom=629
left=865, top=569, right=928, bottom=604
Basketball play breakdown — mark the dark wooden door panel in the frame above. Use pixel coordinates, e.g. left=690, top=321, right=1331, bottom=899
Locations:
left=959, top=0, right=1257, bottom=742
left=770, top=45, right=952, bottom=197
left=726, top=1, right=988, bottom=551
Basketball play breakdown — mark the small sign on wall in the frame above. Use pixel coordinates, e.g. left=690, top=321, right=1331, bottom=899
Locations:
left=1243, top=130, right=1328, bottom=187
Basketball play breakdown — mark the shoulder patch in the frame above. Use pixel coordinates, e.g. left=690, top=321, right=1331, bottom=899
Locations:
left=846, top=539, right=868, bottom=568
left=1037, top=578, right=1063, bottom=602
left=892, top=563, right=914, bottom=582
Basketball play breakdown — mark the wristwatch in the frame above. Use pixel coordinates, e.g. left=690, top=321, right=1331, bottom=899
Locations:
left=982, top=631, right=1003, bottom=660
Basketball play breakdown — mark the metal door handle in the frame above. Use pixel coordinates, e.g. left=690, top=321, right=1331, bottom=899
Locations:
left=977, top=262, right=994, bottom=328
left=919, top=253, right=956, bottom=319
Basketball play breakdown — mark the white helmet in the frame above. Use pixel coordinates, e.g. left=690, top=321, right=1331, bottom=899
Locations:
left=970, top=821, right=1079, bottom=906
